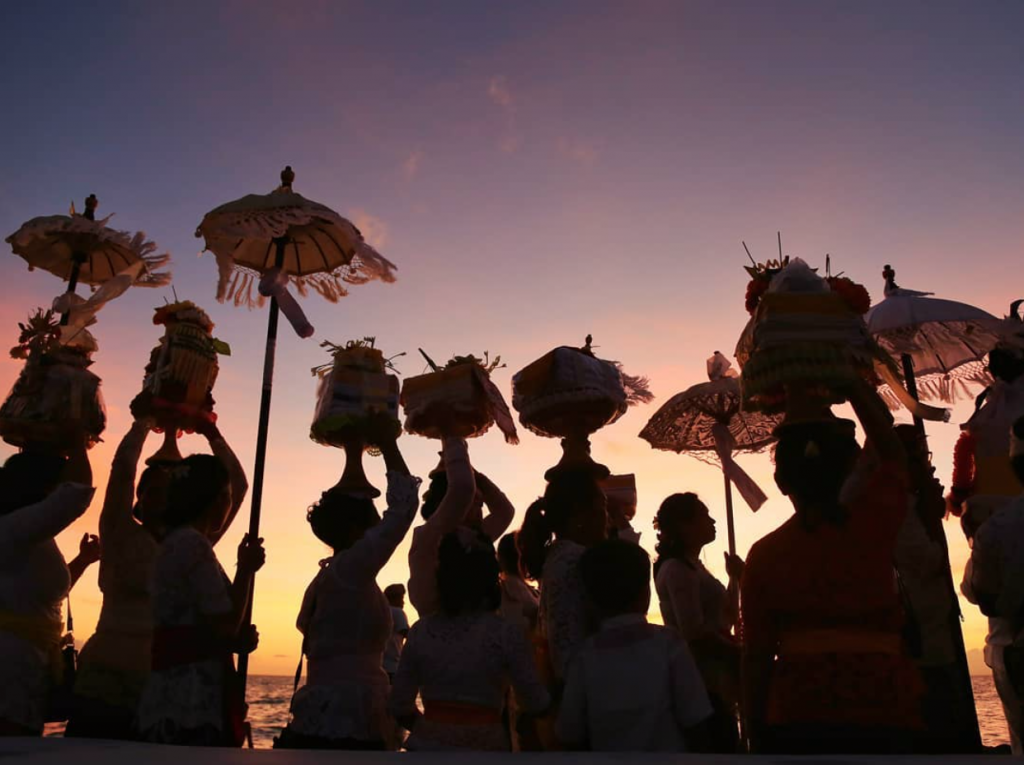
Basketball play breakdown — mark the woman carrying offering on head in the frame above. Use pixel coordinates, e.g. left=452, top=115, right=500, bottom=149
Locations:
left=68, top=404, right=247, bottom=740
left=390, top=530, right=549, bottom=750
left=407, top=437, right=515, bottom=617
left=135, top=454, right=264, bottom=747
left=277, top=428, right=419, bottom=750
left=0, top=439, right=95, bottom=736
left=741, top=378, right=922, bottom=754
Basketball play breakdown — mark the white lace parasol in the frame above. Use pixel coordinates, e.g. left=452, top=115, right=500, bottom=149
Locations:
left=640, top=353, right=781, bottom=464
left=6, top=197, right=170, bottom=288
left=866, top=265, right=1000, bottom=406
left=195, top=166, right=396, bottom=308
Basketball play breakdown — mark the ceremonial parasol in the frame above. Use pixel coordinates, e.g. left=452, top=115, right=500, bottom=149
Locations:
left=867, top=265, right=993, bottom=750
left=6, top=195, right=171, bottom=324
left=196, top=166, right=396, bottom=684
left=867, top=265, right=1000, bottom=422
left=639, top=352, right=781, bottom=555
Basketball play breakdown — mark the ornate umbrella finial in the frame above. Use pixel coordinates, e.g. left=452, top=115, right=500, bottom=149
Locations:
left=280, top=166, right=295, bottom=190
left=83, top=194, right=98, bottom=221
left=882, top=263, right=897, bottom=290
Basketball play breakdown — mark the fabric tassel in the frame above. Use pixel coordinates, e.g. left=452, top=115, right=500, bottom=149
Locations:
left=259, top=268, right=314, bottom=338
left=474, top=367, right=519, bottom=445
left=712, top=422, right=768, bottom=512
left=875, top=363, right=951, bottom=422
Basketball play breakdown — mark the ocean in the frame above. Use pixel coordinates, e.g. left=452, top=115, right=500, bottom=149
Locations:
left=46, top=674, right=1011, bottom=750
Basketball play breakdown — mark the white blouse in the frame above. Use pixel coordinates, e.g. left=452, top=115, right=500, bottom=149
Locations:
left=0, top=482, right=95, bottom=732
left=654, top=557, right=732, bottom=642
left=390, top=611, right=550, bottom=751
left=288, top=472, right=420, bottom=744
left=538, top=539, right=588, bottom=681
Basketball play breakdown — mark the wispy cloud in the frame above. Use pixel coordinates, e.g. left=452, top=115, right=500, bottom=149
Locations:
left=499, top=135, right=522, bottom=154
left=488, top=76, right=514, bottom=110
left=402, top=150, right=424, bottom=181
left=557, top=137, right=601, bottom=166
left=488, top=76, right=521, bottom=153
left=348, top=209, right=390, bottom=249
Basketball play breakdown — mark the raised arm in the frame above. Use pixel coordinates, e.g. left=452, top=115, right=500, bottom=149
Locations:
left=0, top=482, right=95, bottom=556
left=477, top=472, right=515, bottom=542
left=201, top=421, right=248, bottom=547
left=334, top=470, right=421, bottom=579
left=846, top=377, right=906, bottom=467
left=99, top=419, right=151, bottom=539
left=431, top=437, right=476, bottom=534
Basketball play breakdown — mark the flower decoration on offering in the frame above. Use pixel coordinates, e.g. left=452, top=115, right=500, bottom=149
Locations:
left=138, top=301, right=229, bottom=462
left=0, top=309, right=106, bottom=451
left=737, top=253, right=949, bottom=422
left=513, top=335, right=653, bottom=478
left=401, top=349, right=518, bottom=444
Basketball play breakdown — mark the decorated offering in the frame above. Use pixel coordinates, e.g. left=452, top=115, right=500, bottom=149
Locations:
left=310, top=338, right=401, bottom=448
left=142, top=302, right=227, bottom=420
left=736, top=258, right=879, bottom=415
left=310, top=338, right=402, bottom=499
left=138, top=301, right=228, bottom=462
left=513, top=336, right=651, bottom=477
left=401, top=350, right=518, bottom=443
left=0, top=309, right=106, bottom=450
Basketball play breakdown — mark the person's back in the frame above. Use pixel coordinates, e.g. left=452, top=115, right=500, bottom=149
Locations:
left=559, top=616, right=710, bottom=751
left=557, top=539, right=711, bottom=752
left=742, top=415, right=923, bottom=754
left=389, top=532, right=549, bottom=751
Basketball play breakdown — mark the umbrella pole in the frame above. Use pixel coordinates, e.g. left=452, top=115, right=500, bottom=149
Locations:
left=900, top=353, right=983, bottom=751
left=723, top=471, right=737, bottom=558
left=723, top=472, right=748, bottom=751
left=59, top=254, right=85, bottom=326
left=237, top=239, right=286, bottom=690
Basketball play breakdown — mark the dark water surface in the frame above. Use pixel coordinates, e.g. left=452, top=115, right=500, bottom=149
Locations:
left=47, top=674, right=1011, bottom=750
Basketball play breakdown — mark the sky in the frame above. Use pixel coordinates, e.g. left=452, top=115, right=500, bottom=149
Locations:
left=1, top=0, right=1023, bottom=676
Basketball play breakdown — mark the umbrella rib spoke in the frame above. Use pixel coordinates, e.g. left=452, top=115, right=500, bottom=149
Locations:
left=293, top=238, right=303, bottom=277
left=319, top=228, right=351, bottom=271
left=309, top=229, right=331, bottom=272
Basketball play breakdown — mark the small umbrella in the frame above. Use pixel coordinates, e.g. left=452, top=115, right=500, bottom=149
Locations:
left=639, top=352, right=782, bottom=556
left=6, top=196, right=170, bottom=324
left=195, top=166, right=397, bottom=686
left=867, top=265, right=1000, bottom=417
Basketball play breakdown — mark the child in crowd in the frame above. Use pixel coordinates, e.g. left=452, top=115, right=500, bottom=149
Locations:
left=557, top=539, right=712, bottom=752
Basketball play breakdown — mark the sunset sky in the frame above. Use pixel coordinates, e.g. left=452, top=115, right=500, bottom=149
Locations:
left=2, top=1, right=1023, bottom=676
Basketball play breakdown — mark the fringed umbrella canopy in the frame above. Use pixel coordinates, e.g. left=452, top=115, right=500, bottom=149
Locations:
left=639, top=352, right=781, bottom=465
left=196, top=166, right=396, bottom=308
left=6, top=196, right=170, bottom=288
left=866, top=265, right=1000, bottom=405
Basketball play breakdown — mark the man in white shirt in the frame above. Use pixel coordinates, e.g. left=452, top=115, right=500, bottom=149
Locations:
left=382, top=584, right=409, bottom=683
left=557, top=539, right=712, bottom=752
left=962, top=415, right=1024, bottom=754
